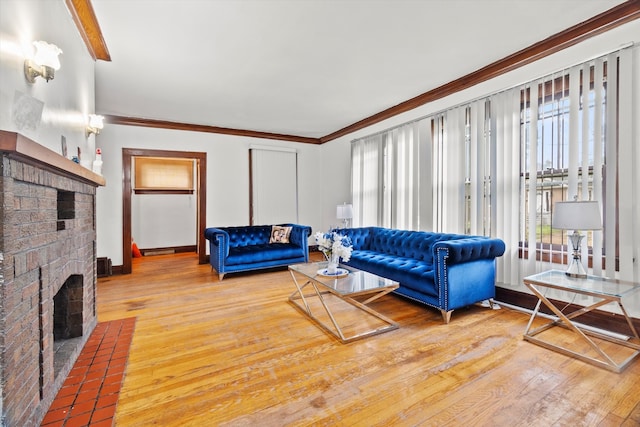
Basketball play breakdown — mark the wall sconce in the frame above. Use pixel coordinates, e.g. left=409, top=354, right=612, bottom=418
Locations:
left=24, top=41, right=62, bottom=83
left=336, top=203, right=353, bottom=228
left=86, top=114, right=104, bottom=136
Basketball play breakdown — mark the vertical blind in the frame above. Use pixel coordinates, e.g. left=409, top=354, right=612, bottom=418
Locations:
left=351, top=45, right=639, bottom=285
left=351, top=121, right=431, bottom=230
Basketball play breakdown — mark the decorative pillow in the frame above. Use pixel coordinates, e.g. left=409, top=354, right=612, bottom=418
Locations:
left=270, top=225, right=292, bottom=244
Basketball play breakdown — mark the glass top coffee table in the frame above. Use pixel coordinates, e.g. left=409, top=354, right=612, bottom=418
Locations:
left=523, top=270, right=640, bottom=372
left=288, top=262, right=399, bottom=343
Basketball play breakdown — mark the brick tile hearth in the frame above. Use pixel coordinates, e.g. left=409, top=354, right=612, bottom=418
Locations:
left=40, top=318, right=135, bottom=427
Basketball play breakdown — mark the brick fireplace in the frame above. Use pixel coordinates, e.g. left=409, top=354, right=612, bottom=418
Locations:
left=0, top=131, right=105, bottom=426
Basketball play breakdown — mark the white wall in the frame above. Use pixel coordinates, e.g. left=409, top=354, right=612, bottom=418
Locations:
left=0, top=0, right=98, bottom=164
left=95, top=125, right=323, bottom=265
left=132, top=192, right=197, bottom=249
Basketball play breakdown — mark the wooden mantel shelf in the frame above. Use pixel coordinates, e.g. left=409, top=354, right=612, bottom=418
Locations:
left=0, top=130, right=106, bottom=187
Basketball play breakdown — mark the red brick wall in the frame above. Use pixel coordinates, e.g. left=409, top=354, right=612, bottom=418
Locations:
left=0, top=156, right=98, bottom=426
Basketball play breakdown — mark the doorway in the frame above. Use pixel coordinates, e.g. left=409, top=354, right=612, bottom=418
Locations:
left=122, top=148, right=207, bottom=274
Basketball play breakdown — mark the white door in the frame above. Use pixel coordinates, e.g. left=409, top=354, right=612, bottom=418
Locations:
left=250, top=148, right=298, bottom=225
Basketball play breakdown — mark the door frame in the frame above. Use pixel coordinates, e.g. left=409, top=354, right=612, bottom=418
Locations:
left=122, top=148, right=207, bottom=274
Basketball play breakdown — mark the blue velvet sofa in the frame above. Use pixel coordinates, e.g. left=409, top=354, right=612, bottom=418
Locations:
left=205, top=224, right=312, bottom=280
left=337, top=227, right=506, bottom=323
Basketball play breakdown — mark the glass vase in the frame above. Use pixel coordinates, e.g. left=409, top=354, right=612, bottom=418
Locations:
left=327, top=252, right=340, bottom=274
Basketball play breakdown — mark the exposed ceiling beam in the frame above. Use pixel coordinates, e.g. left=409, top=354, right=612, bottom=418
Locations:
left=66, top=0, right=111, bottom=61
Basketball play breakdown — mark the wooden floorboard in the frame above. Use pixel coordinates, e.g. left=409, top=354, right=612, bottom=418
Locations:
left=97, top=252, right=640, bottom=426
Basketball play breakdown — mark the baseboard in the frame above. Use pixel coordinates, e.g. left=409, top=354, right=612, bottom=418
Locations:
left=106, top=245, right=197, bottom=276
left=495, top=286, right=640, bottom=337
left=140, top=245, right=196, bottom=256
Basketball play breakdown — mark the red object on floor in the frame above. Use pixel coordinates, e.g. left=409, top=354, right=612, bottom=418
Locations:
left=41, top=318, right=136, bottom=427
left=132, top=242, right=142, bottom=258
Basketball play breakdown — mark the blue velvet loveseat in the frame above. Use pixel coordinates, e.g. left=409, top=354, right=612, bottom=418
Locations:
left=337, top=227, right=506, bottom=323
left=205, top=224, right=312, bottom=280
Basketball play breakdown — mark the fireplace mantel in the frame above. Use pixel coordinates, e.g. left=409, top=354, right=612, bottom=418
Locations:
left=0, top=130, right=106, bottom=187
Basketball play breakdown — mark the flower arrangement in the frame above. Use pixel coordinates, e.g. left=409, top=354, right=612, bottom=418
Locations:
left=315, top=231, right=353, bottom=263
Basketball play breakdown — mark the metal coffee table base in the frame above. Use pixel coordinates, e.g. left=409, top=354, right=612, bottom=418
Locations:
left=289, top=275, right=398, bottom=343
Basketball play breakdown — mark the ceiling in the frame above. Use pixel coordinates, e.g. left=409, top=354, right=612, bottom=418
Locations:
left=91, top=0, right=628, bottom=141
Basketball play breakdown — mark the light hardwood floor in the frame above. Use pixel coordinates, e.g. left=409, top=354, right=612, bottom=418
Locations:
left=97, top=252, right=640, bottom=426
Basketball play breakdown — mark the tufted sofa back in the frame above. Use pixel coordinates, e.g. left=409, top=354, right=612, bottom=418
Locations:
left=340, top=227, right=494, bottom=265
left=337, top=227, right=372, bottom=251
left=225, top=226, right=273, bottom=247
left=371, top=228, right=473, bottom=264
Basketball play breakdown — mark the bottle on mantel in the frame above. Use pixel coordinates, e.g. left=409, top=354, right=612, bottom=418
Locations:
left=92, top=148, right=103, bottom=175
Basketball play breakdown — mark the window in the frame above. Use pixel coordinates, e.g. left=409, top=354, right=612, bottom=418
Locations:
left=520, top=60, right=610, bottom=270
left=134, top=157, right=194, bottom=194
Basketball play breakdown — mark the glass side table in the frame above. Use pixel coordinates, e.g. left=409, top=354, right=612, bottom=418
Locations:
left=523, top=270, right=640, bottom=372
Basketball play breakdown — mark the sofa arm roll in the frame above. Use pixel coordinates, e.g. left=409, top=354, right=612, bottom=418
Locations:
left=286, top=224, right=312, bottom=247
left=204, top=228, right=230, bottom=258
left=433, top=238, right=505, bottom=264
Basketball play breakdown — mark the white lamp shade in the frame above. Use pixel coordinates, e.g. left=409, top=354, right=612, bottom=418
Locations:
left=33, top=41, right=62, bottom=70
left=552, top=200, right=602, bottom=230
left=336, top=203, right=353, bottom=220
left=88, top=114, right=104, bottom=130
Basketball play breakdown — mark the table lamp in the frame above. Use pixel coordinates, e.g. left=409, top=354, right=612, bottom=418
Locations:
left=552, top=198, right=602, bottom=278
left=336, top=203, right=353, bottom=228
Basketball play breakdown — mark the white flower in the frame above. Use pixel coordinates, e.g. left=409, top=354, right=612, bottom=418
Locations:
left=315, top=231, right=353, bottom=262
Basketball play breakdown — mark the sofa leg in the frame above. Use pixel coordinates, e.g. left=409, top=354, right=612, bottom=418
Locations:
left=218, top=273, right=225, bottom=281
left=440, top=310, right=452, bottom=324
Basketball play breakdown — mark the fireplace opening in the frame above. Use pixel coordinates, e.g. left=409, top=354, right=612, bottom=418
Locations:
left=52, top=275, right=84, bottom=376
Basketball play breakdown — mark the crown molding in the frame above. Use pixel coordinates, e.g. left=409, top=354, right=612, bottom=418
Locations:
left=66, top=0, right=111, bottom=61
left=104, top=115, right=322, bottom=145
